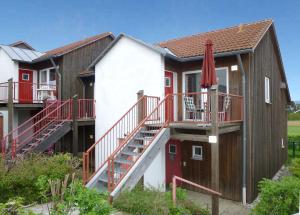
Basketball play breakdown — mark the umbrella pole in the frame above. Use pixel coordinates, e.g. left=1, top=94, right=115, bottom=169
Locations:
left=209, top=84, right=220, bottom=215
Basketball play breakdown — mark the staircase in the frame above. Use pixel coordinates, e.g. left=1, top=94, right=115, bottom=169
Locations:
left=83, top=95, right=172, bottom=198
left=1, top=100, right=73, bottom=159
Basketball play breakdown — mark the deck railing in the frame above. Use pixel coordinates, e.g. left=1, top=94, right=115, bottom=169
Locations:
left=77, top=99, right=96, bottom=119
left=168, top=92, right=243, bottom=124
left=0, top=81, right=56, bottom=103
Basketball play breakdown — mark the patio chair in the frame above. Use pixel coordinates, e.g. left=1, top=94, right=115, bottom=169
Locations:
left=184, top=96, right=204, bottom=121
left=219, top=95, right=231, bottom=122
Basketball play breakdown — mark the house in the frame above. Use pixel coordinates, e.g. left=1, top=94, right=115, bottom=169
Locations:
left=0, top=32, right=114, bottom=157
left=82, top=19, right=290, bottom=204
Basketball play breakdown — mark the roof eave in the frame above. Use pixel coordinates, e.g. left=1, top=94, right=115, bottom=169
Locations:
left=165, top=48, right=254, bottom=62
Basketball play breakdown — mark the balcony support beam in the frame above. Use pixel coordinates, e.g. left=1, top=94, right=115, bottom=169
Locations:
left=72, top=95, right=79, bottom=156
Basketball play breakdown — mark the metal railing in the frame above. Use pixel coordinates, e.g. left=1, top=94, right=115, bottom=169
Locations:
left=168, top=92, right=243, bottom=124
left=77, top=99, right=96, bottom=119
left=172, top=175, right=221, bottom=215
left=106, top=95, right=170, bottom=192
left=0, top=81, right=56, bottom=103
left=83, top=96, right=159, bottom=184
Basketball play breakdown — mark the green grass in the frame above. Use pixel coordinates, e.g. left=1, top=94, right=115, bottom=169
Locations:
left=288, top=126, right=300, bottom=136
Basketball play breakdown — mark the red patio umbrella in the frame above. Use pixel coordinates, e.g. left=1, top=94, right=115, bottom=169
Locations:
left=201, top=39, right=217, bottom=88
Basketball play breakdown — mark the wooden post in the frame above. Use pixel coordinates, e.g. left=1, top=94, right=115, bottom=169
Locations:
left=8, top=79, right=13, bottom=147
left=72, top=95, right=78, bottom=156
left=137, top=90, right=144, bottom=124
left=209, top=85, right=219, bottom=215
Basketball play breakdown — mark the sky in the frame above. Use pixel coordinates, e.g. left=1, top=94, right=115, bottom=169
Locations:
left=0, top=0, right=299, bottom=100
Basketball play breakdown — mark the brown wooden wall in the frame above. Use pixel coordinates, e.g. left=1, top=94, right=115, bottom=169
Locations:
left=181, top=131, right=242, bottom=201
left=247, top=27, right=288, bottom=202
left=61, top=36, right=113, bottom=99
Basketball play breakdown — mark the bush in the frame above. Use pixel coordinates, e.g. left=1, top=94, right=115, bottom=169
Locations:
left=0, top=153, right=80, bottom=204
left=251, top=177, right=300, bottom=215
left=290, top=158, right=300, bottom=177
left=113, top=186, right=209, bottom=215
left=0, top=197, right=36, bottom=215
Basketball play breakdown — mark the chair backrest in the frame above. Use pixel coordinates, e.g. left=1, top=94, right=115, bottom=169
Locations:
left=223, top=95, right=231, bottom=111
left=184, top=96, right=196, bottom=112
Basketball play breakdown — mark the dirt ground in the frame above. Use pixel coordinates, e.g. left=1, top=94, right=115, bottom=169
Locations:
left=288, top=120, right=300, bottom=126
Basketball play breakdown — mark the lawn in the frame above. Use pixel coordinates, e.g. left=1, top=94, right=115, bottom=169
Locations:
left=288, top=125, right=300, bottom=136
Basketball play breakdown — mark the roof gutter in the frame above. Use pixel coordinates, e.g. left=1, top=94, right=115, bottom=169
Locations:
left=165, top=48, right=253, bottom=62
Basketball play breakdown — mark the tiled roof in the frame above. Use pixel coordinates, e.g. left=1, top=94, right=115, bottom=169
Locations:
left=44, top=32, right=113, bottom=57
left=158, top=19, right=273, bottom=58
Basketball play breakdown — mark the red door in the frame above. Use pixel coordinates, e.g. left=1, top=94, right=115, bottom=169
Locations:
left=165, top=71, right=174, bottom=121
left=19, top=69, right=33, bottom=103
left=165, top=139, right=182, bottom=184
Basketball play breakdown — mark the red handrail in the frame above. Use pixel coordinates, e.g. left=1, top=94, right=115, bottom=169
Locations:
left=1, top=100, right=59, bottom=158
left=172, top=175, right=221, bottom=215
left=77, top=99, right=95, bottom=119
left=83, top=96, right=159, bottom=184
left=2, top=100, right=72, bottom=159
left=106, top=95, right=171, bottom=192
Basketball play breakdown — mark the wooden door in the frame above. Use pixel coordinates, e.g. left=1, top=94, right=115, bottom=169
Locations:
left=19, top=69, right=33, bottom=103
left=165, top=139, right=182, bottom=184
left=181, top=141, right=211, bottom=188
left=165, top=71, right=174, bottom=121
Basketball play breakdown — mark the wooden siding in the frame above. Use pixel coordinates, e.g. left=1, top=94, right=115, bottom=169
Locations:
left=248, top=27, right=288, bottom=202
left=180, top=131, right=242, bottom=201
left=61, top=36, right=113, bottom=99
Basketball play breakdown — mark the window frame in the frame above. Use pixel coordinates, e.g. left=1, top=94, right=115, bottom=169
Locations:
left=192, top=145, right=203, bottom=160
left=39, top=67, right=58, bottom=86
left=22, top=73, right=30, bottom=81
left=165, top=77, right=171, bottom=87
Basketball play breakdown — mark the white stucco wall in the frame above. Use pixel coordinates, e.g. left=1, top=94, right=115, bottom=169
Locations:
left=0, top=49, right=18, bottom=83
left=94, top=36, right=165, bottom=138
left=94, top=36, right=166, bottom=189
left=144, top=144, right=166, bottom=191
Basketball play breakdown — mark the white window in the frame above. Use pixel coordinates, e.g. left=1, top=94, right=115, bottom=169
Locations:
left=169, top=144, right=176, bottom=154
left=192, top=145, right=203, bottom=160
left=39, top=67, right=57, bottom=86
left=265, top=77, right=271, bottom=103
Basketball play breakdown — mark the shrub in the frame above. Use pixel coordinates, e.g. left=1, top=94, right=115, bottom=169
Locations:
left=0, top=197, right=36, bottom=215
left=46, top=175, right=112, bottom=215
left=113, top=186, right=209, bottom=215
left=290, top=158, right=300, bottom=177
left=251, top=177, right=300, bottom=215
left=0, top=153, right=80, bottom=204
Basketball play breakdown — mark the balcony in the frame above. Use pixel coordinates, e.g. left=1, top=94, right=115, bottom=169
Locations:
left=0, top=81, right=56, bottom=104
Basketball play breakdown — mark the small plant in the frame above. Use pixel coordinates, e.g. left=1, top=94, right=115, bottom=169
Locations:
left=0, top=153, right=80, bottom=204
left=113, top=185, right=209, bottom=215
left=0, top=197, right=36, bottom=215
left=251, top=177, right=300, bottom=215
left=290, top=158, right=300, bottom=177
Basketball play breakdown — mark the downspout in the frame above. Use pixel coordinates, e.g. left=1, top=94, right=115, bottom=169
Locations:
left=50, top=57, right=62, bottom=100
left=237, top=54, right=247, bottom=205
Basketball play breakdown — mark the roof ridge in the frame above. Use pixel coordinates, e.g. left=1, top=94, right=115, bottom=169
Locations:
left=45, top=32, right=113, bottom=54
left=158, top=19, right=273, bottom=45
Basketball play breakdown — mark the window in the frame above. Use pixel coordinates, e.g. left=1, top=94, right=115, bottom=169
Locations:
left=192, top=145, right=203, bottom=160
left=169, top=144, right=176, bottom=154
left=165, top=77, right=171, bottom=87
left=22, top=73, right=29, bottom=81
left=265, top=77, right=271, bottom=103
left=39, top=67, right=57, bottom=86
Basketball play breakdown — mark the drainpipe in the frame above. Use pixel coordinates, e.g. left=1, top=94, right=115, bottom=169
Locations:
left=50, top=57, right=62, bottom=100
left=237, top=54, right=247, bottom=205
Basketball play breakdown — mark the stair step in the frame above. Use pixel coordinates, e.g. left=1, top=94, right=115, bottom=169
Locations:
left=98, top=173, right=118, bottom=184
left=113, top=165, right=127, bottom=174
left=128, top=143, right=145, bottom=149
left=140, top=130, right=159, bottom=135
left=115, top=157, right=134, bottom=165
left=121, top=150, right=139, bottom=156
left=134, top=136, right=152, bottom=141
